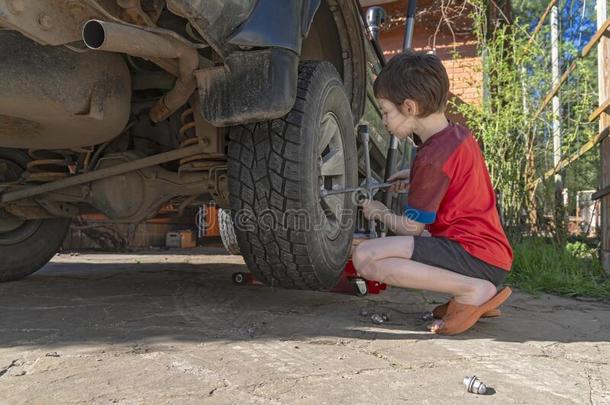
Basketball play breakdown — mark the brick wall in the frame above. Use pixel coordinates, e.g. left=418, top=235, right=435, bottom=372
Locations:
left=366, top=0, right=483, bottom=117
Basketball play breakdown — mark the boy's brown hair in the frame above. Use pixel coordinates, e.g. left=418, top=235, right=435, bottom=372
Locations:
left=373, top=50, right=450, bottom=117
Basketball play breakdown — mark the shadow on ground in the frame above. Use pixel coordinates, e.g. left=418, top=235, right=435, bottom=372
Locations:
left=1, top=252, right=609, bottom=350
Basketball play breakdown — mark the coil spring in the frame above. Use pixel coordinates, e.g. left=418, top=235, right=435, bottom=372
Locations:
left=178, top=107, right=200, bottom=172
left=179, top=107, right=197, bottom=149
left=26, top=150, right=72, bottom=183
left=177, top=107, right=224, bottom=172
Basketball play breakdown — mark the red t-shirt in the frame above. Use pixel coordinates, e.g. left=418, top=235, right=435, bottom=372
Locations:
left=405, top=122, right=513, bottom=271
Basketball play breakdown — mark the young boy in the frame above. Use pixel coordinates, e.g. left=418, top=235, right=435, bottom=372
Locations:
left=352, top=51, right=513, bottom=335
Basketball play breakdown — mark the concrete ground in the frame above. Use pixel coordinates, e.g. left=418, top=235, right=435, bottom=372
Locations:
left=0, top=247, right=609, bottom=404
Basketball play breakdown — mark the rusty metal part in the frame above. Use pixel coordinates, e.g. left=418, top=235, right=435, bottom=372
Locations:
left=1, top=144, right=207, bottom=204
left=3, top=198, right=78, bottom=219
left=0, top=34, right=131, bottom=150
left=82, top=19, right=200, bottom=123
left=36, top=199, right=79, bottom=217
left=209, top=165, right=229, bottom=208
left=87, top=152, right=216, bottom=223
left=0, top=0, right=170, bottom=47
left=166, top=0, right=256, bottom=57
left=191, top=95, right=223, bottom=154
left=177, top=106, right=221, bottom=172
left=3, top=201, right=53, bottom=220
left=177, top=195, right=198, bottom=217
left=179, top=151, right=226, bottom=173
left=25, top=150, right=71, bottom=183
left=0, top=0, right=122, bottom=46
left=81, top=0, right=207, bottom=49
left=117, top=0, right=163, bottom=27
left=0, top=30, right=132, bottom=150
left=179, top=108, right=197, bottom=144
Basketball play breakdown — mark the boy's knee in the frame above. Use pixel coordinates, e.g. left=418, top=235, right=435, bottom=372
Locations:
left=352, top=245, right=375, bottom=279
left=352, top=245, right=365, bottom=269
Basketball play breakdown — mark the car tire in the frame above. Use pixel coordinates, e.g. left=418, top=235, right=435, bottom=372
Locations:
left=0, top=149, right=71, bottom=282
left=218, top=208, right=241, bottom=255
left=228, top=61, right=357, bottom=290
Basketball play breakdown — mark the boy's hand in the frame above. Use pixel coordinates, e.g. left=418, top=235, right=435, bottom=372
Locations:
left=387, top=169, right=410, bottom=193
left=361, top=199, right=390, bottom=222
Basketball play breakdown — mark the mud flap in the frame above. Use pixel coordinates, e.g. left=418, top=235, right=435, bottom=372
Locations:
left=195, top=48, right=299, bottom=127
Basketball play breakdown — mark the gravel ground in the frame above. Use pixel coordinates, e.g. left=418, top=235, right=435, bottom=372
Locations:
left=0, top=247, right=609, bottom=404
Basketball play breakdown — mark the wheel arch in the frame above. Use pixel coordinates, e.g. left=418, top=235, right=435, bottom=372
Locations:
left=302, top=0, right=366, bottom=125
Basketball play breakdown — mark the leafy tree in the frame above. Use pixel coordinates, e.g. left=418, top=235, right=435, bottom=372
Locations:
left=453, top=0, right=598, bottom=239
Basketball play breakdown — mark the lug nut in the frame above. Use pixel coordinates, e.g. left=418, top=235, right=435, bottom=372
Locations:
left=421, top=312, right=435, bottom=322
left=463, top=375, right=488, bottom=395
left=370, top=313, right=385, bottom=324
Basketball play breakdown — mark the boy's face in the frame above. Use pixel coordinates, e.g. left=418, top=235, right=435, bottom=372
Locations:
left=378, top=98, right=417, bottom=140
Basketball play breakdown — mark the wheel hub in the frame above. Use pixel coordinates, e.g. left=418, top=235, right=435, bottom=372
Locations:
left=317, top=112, right=346, bottom=240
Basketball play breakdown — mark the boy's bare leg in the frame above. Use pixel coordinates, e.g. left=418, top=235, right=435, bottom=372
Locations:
left=352, top=236, right=497, bottom=306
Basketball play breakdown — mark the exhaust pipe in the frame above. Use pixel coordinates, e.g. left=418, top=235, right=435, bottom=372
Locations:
left=83, top=19, right=199, bottom=123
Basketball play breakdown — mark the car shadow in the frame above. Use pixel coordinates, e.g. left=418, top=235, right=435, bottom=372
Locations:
left=1, top=257, right=609, bottom=350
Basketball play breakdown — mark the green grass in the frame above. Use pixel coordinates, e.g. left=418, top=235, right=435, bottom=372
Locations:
left=508, top=237, right=610, bottom=299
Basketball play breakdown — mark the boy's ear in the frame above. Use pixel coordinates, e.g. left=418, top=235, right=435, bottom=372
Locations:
left=401, top=99, right=419, bottom=116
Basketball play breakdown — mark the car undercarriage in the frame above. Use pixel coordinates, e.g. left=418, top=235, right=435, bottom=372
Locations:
left=0, top=0, right=403, bottom=288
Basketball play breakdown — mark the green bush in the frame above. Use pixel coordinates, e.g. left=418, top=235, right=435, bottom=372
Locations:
left=509, top=238, right=610, bottom=299
left=565, top=241, right=597, bottom=260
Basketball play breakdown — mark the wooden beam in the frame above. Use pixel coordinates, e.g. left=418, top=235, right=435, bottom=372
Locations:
left=527, top=0, right=557, bottom=46
left=592, top=185, right=610, bottom=200
left=582, top=17, right=610, bottom=58
left=526, top=127, right=610, bottom=190
left=527, top=17, right=609, bottom=129
left=597, top=0, right=610, bottom=274
left=531, top=61, right=577, bottom=124
left=589, top=98, right=610, bottom=122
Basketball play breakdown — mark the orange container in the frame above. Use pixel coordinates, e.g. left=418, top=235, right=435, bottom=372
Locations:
left=205, top=205, right=220, bottom=237
left=180, top=230, right=197, bottom=248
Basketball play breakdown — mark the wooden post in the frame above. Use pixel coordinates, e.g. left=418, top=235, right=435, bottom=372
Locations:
left=598, top=0, right=610, bottom=273
left=551, top=5, right=565, bottom=239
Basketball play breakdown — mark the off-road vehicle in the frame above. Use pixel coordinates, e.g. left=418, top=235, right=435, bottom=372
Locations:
left=0, top=0, right=406, bottom=289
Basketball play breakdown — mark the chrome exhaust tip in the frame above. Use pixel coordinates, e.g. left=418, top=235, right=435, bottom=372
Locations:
left=82, top=20, right=106, bottom=50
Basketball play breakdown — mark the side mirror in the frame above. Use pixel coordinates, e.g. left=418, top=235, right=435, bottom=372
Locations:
left=366, top=7, right=386, bottom=44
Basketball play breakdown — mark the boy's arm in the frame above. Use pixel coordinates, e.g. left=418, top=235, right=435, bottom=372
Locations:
left=362, top=201, right=426, bottom=236
left=382, top=211, right=426, bottom=236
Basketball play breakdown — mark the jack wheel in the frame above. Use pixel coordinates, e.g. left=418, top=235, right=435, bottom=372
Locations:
left=353, top=277, right=368, bottom=297
left=232, top=272, right=247, bottom=285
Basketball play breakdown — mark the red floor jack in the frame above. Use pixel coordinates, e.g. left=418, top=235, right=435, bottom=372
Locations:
left=329, top=258, right=387, bottom=296
left=232, top=259, right=386, bottom=297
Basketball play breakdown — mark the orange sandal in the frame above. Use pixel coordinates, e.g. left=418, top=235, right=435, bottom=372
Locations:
left=432, top=302, right=501, bottom=319
left=430, top=287, right=512, bottom=335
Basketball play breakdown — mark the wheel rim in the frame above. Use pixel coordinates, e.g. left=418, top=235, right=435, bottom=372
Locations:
left=317, top=112, right=347, bottom=241
left=0, top=157, right=42, bottom=245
